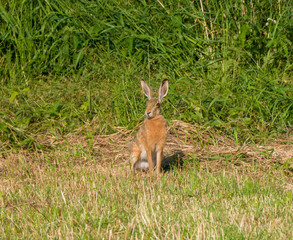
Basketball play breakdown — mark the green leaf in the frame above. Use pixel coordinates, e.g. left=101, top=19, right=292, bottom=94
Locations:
left=9, top=91, right=18, bottom=103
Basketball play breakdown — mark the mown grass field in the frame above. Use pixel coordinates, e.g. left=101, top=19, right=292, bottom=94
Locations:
left=1, top=148, right=293, bottom=239
left=0, top=0, right=293, bottom=239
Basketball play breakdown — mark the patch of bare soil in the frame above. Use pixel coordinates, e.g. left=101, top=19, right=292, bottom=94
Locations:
left=1, top=120, right=292, bottom=187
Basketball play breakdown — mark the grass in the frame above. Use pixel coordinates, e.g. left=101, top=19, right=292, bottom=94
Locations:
left=0, top=121, right=292, bottom=239
left=0, top=0, right=293, bottom=239
left=0, top=0, right=292, bottom=148
left=1, top=149, right=292, bottom=239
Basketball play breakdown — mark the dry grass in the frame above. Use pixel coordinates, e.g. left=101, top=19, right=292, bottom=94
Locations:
left=15, top=119, right=292, bottom=180
left=1, top=120, right=292, bottom=190
left=2, top=120, right=292, bottom=184
left=0, top=120, right=292, bottom=239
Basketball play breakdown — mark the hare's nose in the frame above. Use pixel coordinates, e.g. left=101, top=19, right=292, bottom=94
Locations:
left=146, top=112, right=151, bottom=117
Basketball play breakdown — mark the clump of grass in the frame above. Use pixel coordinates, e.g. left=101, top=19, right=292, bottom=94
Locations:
left=0, top=0, right=292, bottom=148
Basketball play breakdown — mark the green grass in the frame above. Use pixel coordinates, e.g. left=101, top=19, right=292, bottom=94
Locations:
left=0, top=150, right=292, bottom=239
left=0, top=0, right=292, bottom=148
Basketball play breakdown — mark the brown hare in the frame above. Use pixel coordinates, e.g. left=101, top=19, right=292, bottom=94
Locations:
left=129, top=79, right=169, bottom=174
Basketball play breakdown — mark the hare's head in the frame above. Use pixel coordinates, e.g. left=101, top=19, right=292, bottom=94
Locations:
left=141, top=79, right=169, bottom=119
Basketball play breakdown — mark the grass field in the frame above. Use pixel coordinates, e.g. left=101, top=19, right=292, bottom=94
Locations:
left=0, top=0, right=293, bottom=239
left=1, top=133, right=293, bottom=239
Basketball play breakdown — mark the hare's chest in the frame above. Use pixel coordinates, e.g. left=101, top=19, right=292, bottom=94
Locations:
left=144, top=118, right=167, bottom=141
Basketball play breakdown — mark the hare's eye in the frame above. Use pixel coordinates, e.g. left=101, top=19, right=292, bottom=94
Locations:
left=156, top=103, right=160, bottom=107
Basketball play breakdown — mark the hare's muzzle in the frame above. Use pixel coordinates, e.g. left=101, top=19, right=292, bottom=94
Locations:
left=146, top=112, right=151, bottom=118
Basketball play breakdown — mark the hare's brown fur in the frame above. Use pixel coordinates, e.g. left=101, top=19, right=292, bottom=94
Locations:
left=129, top=80, right=169, bottom=174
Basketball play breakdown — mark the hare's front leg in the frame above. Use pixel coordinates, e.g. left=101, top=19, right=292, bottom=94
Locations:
left=146, top=149, right=154, bottom=172
left=156, top=150, right=163, bottom=174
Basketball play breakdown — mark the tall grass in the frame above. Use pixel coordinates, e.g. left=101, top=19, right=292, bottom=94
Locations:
left=0, top=0, right=292, bottom=148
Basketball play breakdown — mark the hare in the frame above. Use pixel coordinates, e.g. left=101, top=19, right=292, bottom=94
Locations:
left=129, top=79, right=169, bottom=174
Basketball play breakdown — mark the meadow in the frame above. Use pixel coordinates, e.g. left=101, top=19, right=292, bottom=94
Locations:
left=0, top=0, right=293, bottom=238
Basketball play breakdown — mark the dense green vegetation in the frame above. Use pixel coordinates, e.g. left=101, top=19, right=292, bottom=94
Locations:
left=1, top=0, right=292, bottom=148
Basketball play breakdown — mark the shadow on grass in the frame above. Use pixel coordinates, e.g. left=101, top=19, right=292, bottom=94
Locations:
left=162, top=150, right=185, bottom=172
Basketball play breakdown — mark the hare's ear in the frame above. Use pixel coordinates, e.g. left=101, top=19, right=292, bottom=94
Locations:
left=141, top=80, right=153, bottom=99
left=158, top=79, right=169, bottom=103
